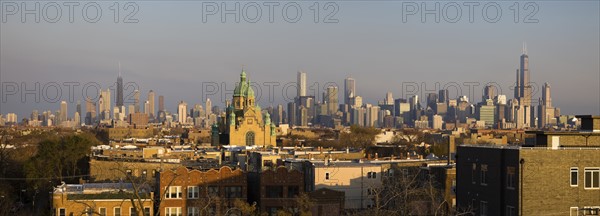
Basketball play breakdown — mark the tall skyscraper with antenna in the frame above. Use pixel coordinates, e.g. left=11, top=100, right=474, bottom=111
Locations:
left=116, top=62, right=124, bottom=108
left=514, top=43, right=534, bottom=128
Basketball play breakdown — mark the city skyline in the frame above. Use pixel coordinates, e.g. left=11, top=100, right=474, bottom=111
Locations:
left=1, top=1, right=598, bottom=117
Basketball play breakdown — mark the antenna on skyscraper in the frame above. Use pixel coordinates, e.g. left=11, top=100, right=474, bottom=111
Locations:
left=118, top=62, right=121, bottom=77
left=522, top=42, right=527, bottom=55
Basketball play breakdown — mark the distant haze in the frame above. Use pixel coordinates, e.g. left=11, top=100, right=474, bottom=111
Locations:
left=1, top=1, right=598, bottom=118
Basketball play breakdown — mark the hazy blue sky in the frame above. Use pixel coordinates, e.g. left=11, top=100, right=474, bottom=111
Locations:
left=1, top=1, right=599, bottom=118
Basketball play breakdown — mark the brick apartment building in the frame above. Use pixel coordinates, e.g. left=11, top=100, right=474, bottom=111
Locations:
left=457, top=145, right=600, bottom=216
left=158, top=166, right=247, bottom=216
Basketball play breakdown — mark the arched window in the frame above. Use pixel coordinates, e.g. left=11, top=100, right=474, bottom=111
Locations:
left=245, top=131, right=255, bottom=146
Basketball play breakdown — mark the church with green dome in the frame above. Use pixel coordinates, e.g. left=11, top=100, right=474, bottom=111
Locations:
left=214, top=69, right=276, bottom=147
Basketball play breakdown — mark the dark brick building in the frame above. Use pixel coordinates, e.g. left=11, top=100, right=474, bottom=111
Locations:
left=457, top=145, right=600, bottom=216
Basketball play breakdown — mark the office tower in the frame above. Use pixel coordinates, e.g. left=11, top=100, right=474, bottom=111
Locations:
left=148, top=90, right=155, bottom=119
left=351, top=106, right=366, bottom=126
left=542, top=82, right=551, bottom=107
left=144, top=101, right=150, bottom=116
left=99, top=89, right=111, bottom=114
left=6, top=113, right=17, bottom=123
left=515, top=43, right=532, bottom=106
left=432, top=114, right=443, bottom=130
left=31, top=110, right=39, bottom=121
left=349, top=96, right=363, bottom=108
left=325, top=86, right=339, bottom=115
left=299, top=106, right=308, bottom=126
left=60, top=101, right=68, bottom=122
left=478, top=99, right=496, bottom=128
left=297, top=71, right=307, bottom=97
left=496, top=95, right=507, bottom=105
left=76, top=100, right=81, bottom=121
left=366, top=105, right=380, bottom=127
left=116, top=64, right=124, bottom=108
left=384, top=92, right=394, bottom=105
left=276, top=104, right=284, bottom=125
left=178, top=101, right=187, bottom=123
left=439, top=89, right=449, bottom=103
left=74, top=112, right=80, bottom=126
left=538, top=82, right=555, bottom=128
left=133, top=90, right=140, bottom=113
left=205, top=98, right=212, bottom=117
left=85, top=97, right=96, bottom=125
left=158, top=95, right=165, bottom=112
left=427, top=93, right=438, bottom=109
left=287, top=102, right=297, bottom=126
left=128, top=105, right=135, bottom=116
left=344, top=77, right=356, bottom=105
left=483, top=85, right=497, bottom=102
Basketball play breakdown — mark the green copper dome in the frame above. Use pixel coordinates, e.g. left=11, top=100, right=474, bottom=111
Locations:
left=246, top=79, right=254, bottom=98
left=234, top=70, right=248, bottom=96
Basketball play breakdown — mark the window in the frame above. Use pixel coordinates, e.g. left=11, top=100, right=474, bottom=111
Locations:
left=368, top=171, right=377, bottom=179
left=152, top=169, right=157, bottom=177
left=225, top=186, right=242, bottom=198
left=165, top=207, right=182, bottom=216
left=246, top=131, right=255, bottom=146
left=187, top=207, right=199, bottom=216
left=583, top=206, right=600, bottom=215
left=208, top=186, right=219, bottom=196
left=126, top=169, right=133, bottom=176
left=142, top=170, right=147, bottom=178
left=288, top=186, right=300, bottom=198
left=507, top=167, right=516, bottom=189
left=166, top=186, right=182, bottom=199
left=114, top=207, right=121, bottom=216
left=130, top=207, right=138, bottom=216
left=266, top=186, right=283, bottom=198
left=367, top=188, right=376, bottom=196
left=571, top=168, right=579, bottom=187
left=506, top=206, right=515, bottom=216
left=188, top=186, right=199, bottom=199
left=584, top=168, right=600, bottom=189
left=480, top=201, right=488, bottom=216
left=472, top=163, right=477, bottom=184
left=58, top=208, right=66, bottom=216
left=98, top=207, right=106, bottom=216
left=481, top=164, right=488, bottom=186
left=325, top=172, right=330, bottom=180
left=570, top=207, right=578, bottom=216
left=144, top=207, right=151, bottom=216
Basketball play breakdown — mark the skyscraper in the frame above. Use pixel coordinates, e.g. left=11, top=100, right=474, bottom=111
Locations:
left=60, top=101, right=68, bottom=122
left=384, top=92, right=394, bottom=105
left=205, top=98, right=212, bottom=117
left=116, top=63, right=124, bottom=108
left=439, top=89, right=449, bottom=103
left=542, top=82, right=551, bottom=107
left=325, top=86, right=339, bottom=115
left=99, top=89, right=111, bottom=113
left=538, top=82, right=554, bottom=128
left=158, top=95, right=165, bottom=112
left=85, top=97, right=96, bottom=125
left=133, top=90, right=140, bottom=113
left=76, top=100, right=81, bottom=122
left=297, top=71, right=306, bottom=97
left=148, top=90, right=155, bottom=119
left=344, top=77, right=355, bottom=105
left=483, top=85, right=497, bottom=102
left=178, top=101, right=187, bottom=123
left=516, top=43, right=532, bottom=106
